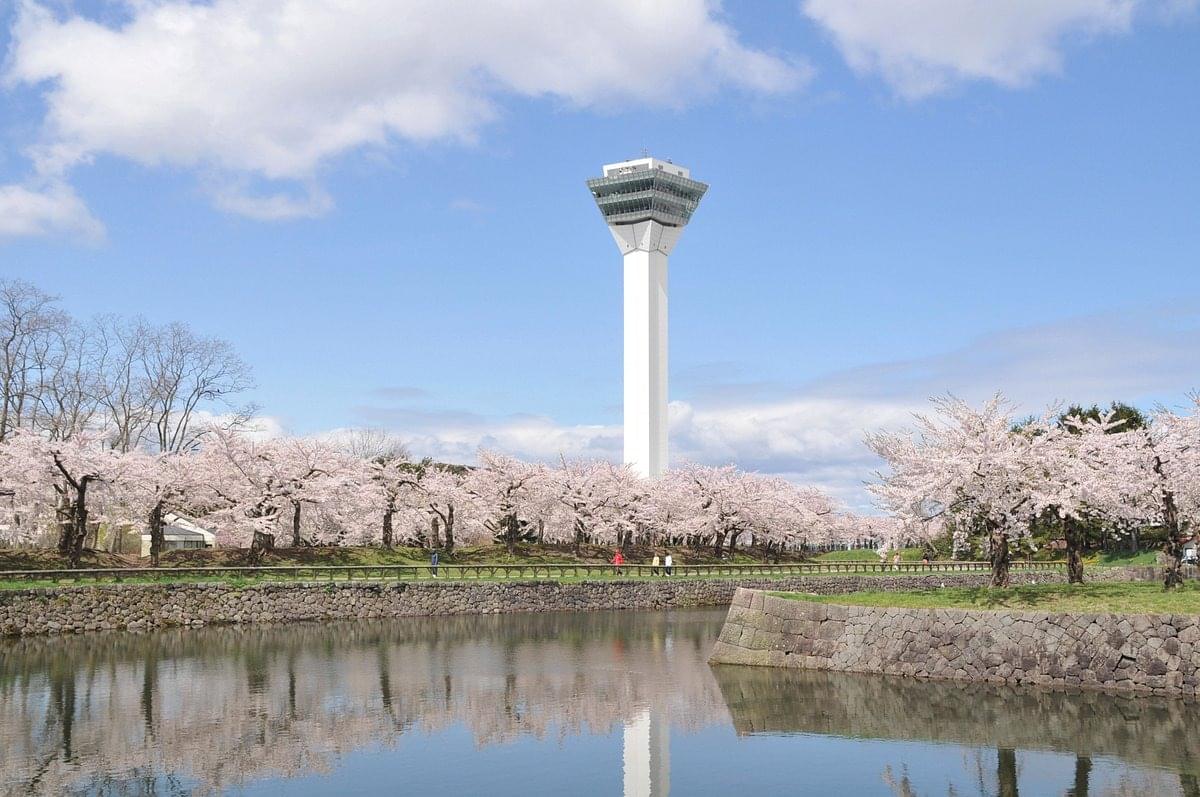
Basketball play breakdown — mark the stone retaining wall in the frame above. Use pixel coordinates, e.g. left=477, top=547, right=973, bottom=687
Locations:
left=0, top=570, right=1092, bottom=637
left=709, top=587, right=1200, bottom=697
left=0, top=567, right=1157, bottom=638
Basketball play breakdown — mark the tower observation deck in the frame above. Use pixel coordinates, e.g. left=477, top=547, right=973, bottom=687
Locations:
left=587, top=157, right=708, bottom=478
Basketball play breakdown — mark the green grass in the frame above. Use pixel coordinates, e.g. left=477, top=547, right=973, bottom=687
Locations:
left=770, top=582, right=1200, bottom=615
left=0, top=542, right=816, bottom=572
left=0, top=572, right=780, bottom=590
left=1086, top=550, right=1159, bottom=567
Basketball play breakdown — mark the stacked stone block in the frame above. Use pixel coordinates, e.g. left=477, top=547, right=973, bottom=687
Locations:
left=709, top=588, right=1200, bottom=697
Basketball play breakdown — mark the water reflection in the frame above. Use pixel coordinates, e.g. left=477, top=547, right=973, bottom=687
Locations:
left=713, top=665, right=1200, bottom=796
left=1, top=610, right=1197, bottom=796
left=1, top=611, right=723, bottom=795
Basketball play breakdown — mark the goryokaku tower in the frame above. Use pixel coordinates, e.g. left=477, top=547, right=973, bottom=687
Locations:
left=587, top=157, right=708, bottom=478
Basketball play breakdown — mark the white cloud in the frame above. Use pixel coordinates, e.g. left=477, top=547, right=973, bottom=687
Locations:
left=802, top=0, right=1150, bottom=98
left=2, top=0, right=804, bottom=228
left=348, top=307, right=1200, bottom=512
left=0, top=180, right=104, bottom=240
left=210, top=181, right=334, bottom=221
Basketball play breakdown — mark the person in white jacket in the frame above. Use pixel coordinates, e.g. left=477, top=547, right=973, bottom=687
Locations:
left=664, top=553, right=673, bottom=576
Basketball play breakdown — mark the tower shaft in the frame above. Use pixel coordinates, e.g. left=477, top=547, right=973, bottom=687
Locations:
left=587, top=156, right=707, bottom=480
left=623, top=248, right=668, bottom=478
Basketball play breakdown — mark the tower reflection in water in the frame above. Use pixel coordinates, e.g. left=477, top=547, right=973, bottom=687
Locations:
left=1, top=608, right=1197, bottom=796
left=623, top=708, right=669, bottom=797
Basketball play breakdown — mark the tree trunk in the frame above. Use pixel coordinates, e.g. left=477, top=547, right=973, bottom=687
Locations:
left=431, top=517, right=441, bottom=548
left=1064, top=517, right=1084, bottom=585
left=443, top=505, right=455, bottom=552
left=1156, top=457, right=1185, bottom=589
left=250, top=531, right=275, bottom=561
left=56, top=478, right=91, bottom=568
left=148, top=501, right=166, bottom=566
left=1161, top=493, right=1184, bottom=590
left=505, top=514, right=518, bottom=555
left=55, top=485, right=73, bottom=558
left=573, top=518, right=585, bottom=556
left=997, top=748, right=1019, bottom=797
left=713, top=530, right=726, bottom=558
left=108, top=518, right=124, bottom=554
left=381, top=507, right=394, bottom=548
left=68, top=500, right=88, bottom=567
left=536, top=518, right=544, bottom=545
left=989, top=522, right=1011, bottom=588
left=1129, top=526, right=1139, bottom=555
left=291, top=501, right=303, bottom=547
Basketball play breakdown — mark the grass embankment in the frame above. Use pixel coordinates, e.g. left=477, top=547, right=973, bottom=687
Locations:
left=817, top=548, right=1162, bottom=567
left=0, top=544, right=1067, bottom=590
left=1086, top=550, right=1159, bottom=567
left=0, top=570, right=856, bottom=591
left=0, top=563, right=1066, bottom=591
left=0, top=543, right=810, bottom=572
left=770, top=582, right=1200, bottom=615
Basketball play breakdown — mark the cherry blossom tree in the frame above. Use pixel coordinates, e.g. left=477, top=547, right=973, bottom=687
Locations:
left=867, top=395, right=1053, bottom=587
left=1143, top=397, right=1200, bottom=588
left=1032, top=413, right=1154, bottom=583
left=415, top=465, right=473, bottom=551
left=756, top=482, right=841, bottom=557
left=197, top=431, right=355, bottom=554
left=462, top=451, right=544, bottom=554
left=0, top=430, right=129, bottom=565
left=547, top=458, right=638, bottom=554
left=659, top=465, right=837, bottom=557
left=118, top=449, right=213, bottom=564
left=339, top=429, right=415, bottom=548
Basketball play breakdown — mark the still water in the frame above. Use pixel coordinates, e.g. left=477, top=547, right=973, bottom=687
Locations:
left=0, top=608, right=1196, bottom=796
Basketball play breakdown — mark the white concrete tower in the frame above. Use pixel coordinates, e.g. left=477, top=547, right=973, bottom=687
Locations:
left=587, top=157, right=708, bottom=478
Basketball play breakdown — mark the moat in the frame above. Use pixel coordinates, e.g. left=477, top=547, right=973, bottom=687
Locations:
left=1, top=608, right=1196, bottom=795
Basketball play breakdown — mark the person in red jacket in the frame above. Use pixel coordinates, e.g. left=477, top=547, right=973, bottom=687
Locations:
left=612, top=550, right=625, bottom=575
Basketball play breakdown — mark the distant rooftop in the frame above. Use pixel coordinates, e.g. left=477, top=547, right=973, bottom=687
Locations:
left=587, top=157, right=707, bottom=228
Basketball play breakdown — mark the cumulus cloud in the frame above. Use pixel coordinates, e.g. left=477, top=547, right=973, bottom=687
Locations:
left=0, top=180, right=104, bottom=241
left=802, top=0, right=1166, bottom=98
left=348, top=306, right=1200, bottom=512
left=1, top=0, right=804, bottom=229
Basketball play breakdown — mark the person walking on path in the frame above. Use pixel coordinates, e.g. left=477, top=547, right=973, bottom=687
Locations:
left=892, top=551, right=901, bottom=570
left=651, top=553, right=660, bottom=576
left=431, top=550, right=439, bottom=578
left=612, top=550, right=625, bottom=575
left=664, top=553, right=674, bottom=577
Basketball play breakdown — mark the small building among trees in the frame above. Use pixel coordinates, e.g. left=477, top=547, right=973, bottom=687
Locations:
left=139, top=514, right=215, bottom=558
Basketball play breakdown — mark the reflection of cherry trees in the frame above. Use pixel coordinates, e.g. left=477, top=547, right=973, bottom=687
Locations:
left=4, top=613, right=1199, bottom=795
left=714, top=665, right=1200, bottom=796
left=0, top=610, right=731, bottom=794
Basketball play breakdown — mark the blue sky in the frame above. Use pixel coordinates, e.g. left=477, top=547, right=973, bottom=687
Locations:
left=1, top=1, right=1198, bottom=507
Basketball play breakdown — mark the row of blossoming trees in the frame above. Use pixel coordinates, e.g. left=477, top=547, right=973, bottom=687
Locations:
left=868, top=395, right=1200, bottom=588
left=0, top=427, right=882, bottom=566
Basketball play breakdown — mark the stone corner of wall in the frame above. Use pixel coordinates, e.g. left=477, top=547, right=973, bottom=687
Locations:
left=709, top=587, right=1200, bottom=698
